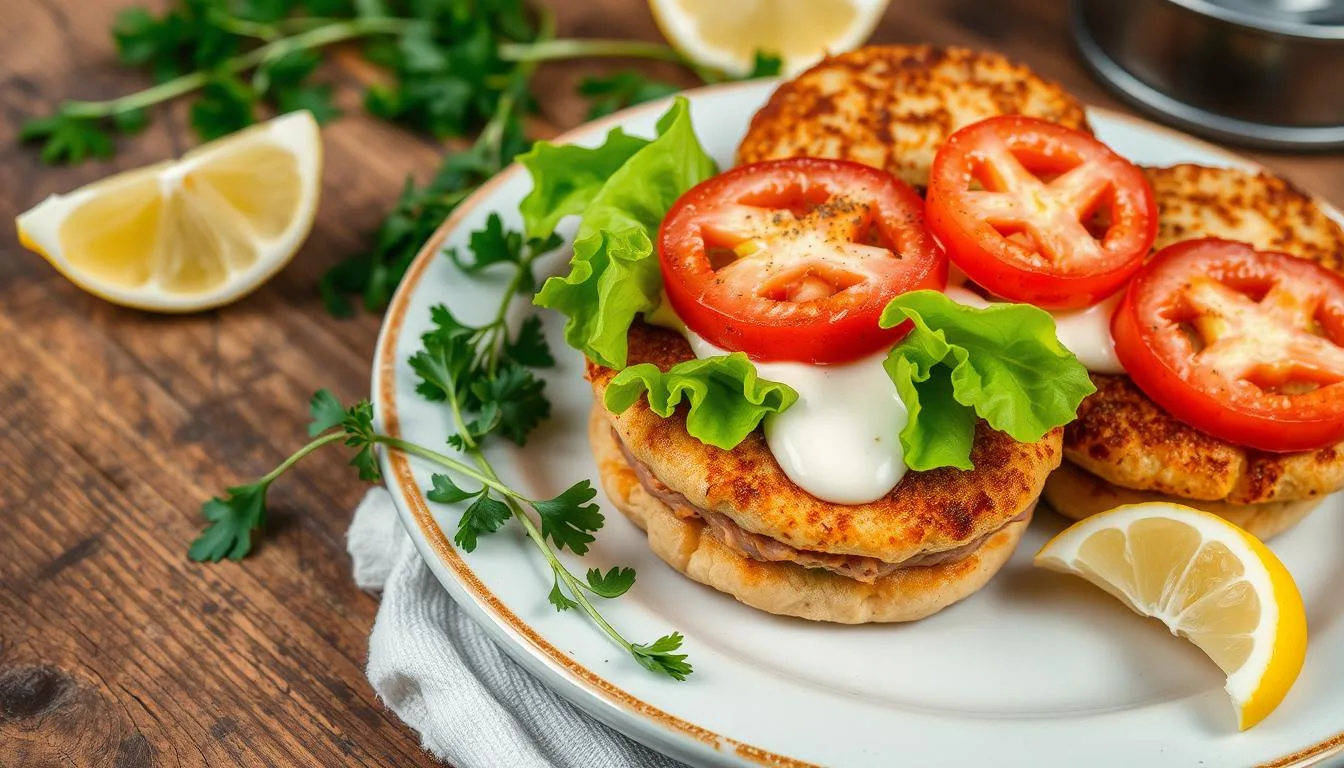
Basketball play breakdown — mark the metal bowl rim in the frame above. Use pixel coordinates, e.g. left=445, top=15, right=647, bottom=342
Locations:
left=1164, top=0, right=1344, bottom=40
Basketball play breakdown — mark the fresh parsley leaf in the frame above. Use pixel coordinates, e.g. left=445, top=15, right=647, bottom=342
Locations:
left=255, top=49, right=321, bottom=95
left=111, top=7, right=167, bottom=68
left=19, top=114, right=115, bottom=165
left=880, top=290, right=1096, bottom=470
left=189, top=481, right=269, bottom=562
left=531, top=480, right=603, bottom=555
left=447, top=400, right=503, bottom=450
left=423, top=303, right=477, bottom=344
left=585, top=566, right=636, bottom=598
left=630, top=632, right=692, bottom=681
left=276, top=85, right=340, bottom=123
left=305, top=0, right=357, bottom=16
left=604, top=354, right=797, bottom=450
left=308, top=389, right=347, bottom=436
left=532, top=98, right=716, bottom=368
left=449, top=213, right=523, bottom=273
left=578, top=71, right=681, bottom=119
left=236, top=0, right=290, bottom=23
left=254, top=49, right=341, bottom=124
left=454, top=493, right=511, bottom=551
left=190, top=75, right=258, bottom=140
left=469, top=364, right=549, bottom=445
left=504, top=315, right=554, bottom=368
left=427, top=473, right=475, bottom=504
left=746, top=51, right=783, bottom=78
left=548, top=575, right=579, bottom=611
left=409, top=328, right=473, bottom=403
left=340, top=399, right=383, bottom=482
left=112, top=107, right=150, bottom=134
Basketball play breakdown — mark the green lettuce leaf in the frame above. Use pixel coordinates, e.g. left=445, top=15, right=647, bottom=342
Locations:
left=531, top=97, right=716, bottom=369
left=517, top=127, right=650, bottom=241
left=603, top=354, right=799, bottom=450
left=881, top=290, right=1096, bottom=471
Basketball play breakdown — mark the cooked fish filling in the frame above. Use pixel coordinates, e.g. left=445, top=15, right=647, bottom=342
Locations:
left=615, top=430, right=1023, bottom=582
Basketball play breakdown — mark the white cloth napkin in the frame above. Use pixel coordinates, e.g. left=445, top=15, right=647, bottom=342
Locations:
left=347, top=487, right=688, bottom=768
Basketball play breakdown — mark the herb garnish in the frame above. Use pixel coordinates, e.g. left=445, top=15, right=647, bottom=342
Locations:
left=190, top=213, right=692, bottom=680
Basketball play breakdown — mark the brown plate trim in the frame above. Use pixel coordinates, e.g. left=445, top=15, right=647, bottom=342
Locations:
left=373, top=81, right=1344, bottom=768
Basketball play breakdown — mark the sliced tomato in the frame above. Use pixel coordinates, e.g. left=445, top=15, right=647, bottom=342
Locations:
left=926, top=116, right=1156, bottom=310
left=658, top=158, right=946, bottom=363
left=1112, top=238, right=1344, bottom=453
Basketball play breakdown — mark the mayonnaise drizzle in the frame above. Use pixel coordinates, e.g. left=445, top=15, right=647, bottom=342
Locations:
left=1048, top=293, right=1124, bottom=374
left=683, top=330, right=908, bottom=505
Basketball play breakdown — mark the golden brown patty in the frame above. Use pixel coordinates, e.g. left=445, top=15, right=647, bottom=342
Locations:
left=1066, top=375, right=1344, bottom=504
left=587, top=322, right=1061, bottom=563
left=1064, top=165, right=1344, bottom=506
left=736, top=45, right=1090, bottom=188
left=591, top=405, right=1032, bottom=623
left=1145, top=164, right=1344, bottom=267
left=1043, top=460, right=1321, bottom=541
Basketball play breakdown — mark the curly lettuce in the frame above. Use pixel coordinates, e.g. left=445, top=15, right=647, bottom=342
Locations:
left=529, top=97, right=716, bottom=369
left=603, top=355, right=798, bottom=451
left=881, top=290, right=1096, bottom=471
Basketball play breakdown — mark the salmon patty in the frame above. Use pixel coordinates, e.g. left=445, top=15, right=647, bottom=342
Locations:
left=736, top=45, right=1090, bottom=189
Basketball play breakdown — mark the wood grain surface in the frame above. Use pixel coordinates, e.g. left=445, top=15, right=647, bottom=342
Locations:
left=3, top=1, right=1344, bottom=766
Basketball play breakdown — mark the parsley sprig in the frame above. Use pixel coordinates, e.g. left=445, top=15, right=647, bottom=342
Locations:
left=190, top=213, right=692, bottom=680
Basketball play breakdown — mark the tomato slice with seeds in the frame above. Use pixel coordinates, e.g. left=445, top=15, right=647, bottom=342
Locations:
left=1112, top=238, right=1344, bottom=453
left=658, top=158, right=946, bottom=364
left=927, top=116, right=1156, bottom=310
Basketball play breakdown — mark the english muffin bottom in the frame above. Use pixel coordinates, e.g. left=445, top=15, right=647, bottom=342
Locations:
left=590, top=406, right=1033, bottom=623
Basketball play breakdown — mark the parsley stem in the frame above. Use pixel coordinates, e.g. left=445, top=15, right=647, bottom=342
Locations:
left=497, top=39, right=684, bottom=65
left=208, top=11, right=281, bottom=42
left=262, top=431, right=347, bottom=485
left=452, top=432, right=637, bottom=655
left=509, top=493, right=635, bottom=650
left=373, top=436, right=521, bottom=500
left=475, top=9, right=556, bottom=159
left=59, top=17, right=415, bottom=119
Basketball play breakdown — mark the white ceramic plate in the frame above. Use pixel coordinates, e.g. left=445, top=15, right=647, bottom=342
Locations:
left=373, top=81, right=1344, bottom=768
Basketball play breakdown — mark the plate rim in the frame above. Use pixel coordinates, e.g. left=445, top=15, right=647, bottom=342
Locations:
left=371, top=79, right=1344, bottom=768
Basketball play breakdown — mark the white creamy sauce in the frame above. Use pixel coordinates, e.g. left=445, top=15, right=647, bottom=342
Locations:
left=684, top=330, right=909, bottom=504
left=1048, top=293, right=1125, bottom=374
left=942, top=283, right=1124, bottom=374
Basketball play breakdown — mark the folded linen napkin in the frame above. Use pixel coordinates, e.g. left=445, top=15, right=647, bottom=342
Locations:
left=347, top=487, right=688, bottom=768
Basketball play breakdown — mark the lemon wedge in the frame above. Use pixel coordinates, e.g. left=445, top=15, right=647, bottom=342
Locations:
left=16, top=110, right=322, bottom=312
left=1036, top=502, right=1307, bottom=730
left=649, top=0, right=889, bottom=77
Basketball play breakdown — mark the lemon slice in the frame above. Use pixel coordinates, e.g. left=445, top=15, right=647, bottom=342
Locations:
left=16, top=111, right=322, bottom=312
left=1036, top=503, right=1307, bottom=730
left=649, top=0, right=889, bottom=77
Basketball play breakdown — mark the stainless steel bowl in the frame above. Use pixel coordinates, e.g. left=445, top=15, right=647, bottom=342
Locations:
left=1072, top=0, right=1344, bottom=150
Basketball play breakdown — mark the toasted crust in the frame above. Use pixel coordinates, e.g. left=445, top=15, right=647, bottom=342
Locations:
left=587, top=322, right=1060, bottom=563
left=1145, top=164, right=1344, bottom=267
left=591, top=405, right=1030, bottom=623
left=1043, top=460, right=1320, bottom=541
left=736, top=45, right=1090, bottom=188
left=1065, top=374, right=1344, bottom=504
left=1065, top=165, right=1344, bottom=504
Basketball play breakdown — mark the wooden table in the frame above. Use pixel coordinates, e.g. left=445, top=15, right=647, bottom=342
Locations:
left=3, top=1, right=1343, bottom=765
